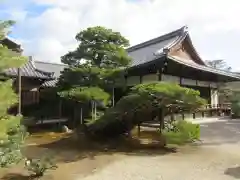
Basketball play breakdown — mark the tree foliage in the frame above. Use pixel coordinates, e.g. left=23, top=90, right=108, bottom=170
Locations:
left=230, top=91, right=240, bottom=118
left=58, top=26, right=131, bottom=107
left=205, top=59, right=234, bottom=104
left=58, top=86, right=110, bottom=105
left=87, top=82, right=206, bottom=138
left=131, top=82, right=206, bottom=112
left=62, top=26, right=131, bottom=68
left=0, top=20, right=27, bottom=167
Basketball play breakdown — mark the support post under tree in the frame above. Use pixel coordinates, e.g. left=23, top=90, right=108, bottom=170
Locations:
left=137, top=117, right=141, bottom=138
left=158, top=108, right=164, bottom=133
left=80, top=107, right=83, bottom=125
left=58, top=99, right=62, bottom=128
left=112, top=87, right=115, bottom=107
left=91, top=100, right=94, bottom=121
left=94, top=101, right=97, bottom=120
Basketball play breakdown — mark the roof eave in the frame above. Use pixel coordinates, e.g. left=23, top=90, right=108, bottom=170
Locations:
left=167, top=55, right=240, bottom=81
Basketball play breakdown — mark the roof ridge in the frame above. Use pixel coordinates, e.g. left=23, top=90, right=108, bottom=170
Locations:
left=34, top=60, right=68, bottom=66
left=127, top=26, right=187, bottom=52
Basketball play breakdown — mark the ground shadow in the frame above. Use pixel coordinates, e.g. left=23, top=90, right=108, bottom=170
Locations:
left=224, top=166, right=240, bottom=179
left=23, top=131, right=177, bottom=164
left=1, top=173, right=31, bottom=180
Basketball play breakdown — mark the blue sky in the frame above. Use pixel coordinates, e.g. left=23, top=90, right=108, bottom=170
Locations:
left=1, top=0, right=240, bottom=71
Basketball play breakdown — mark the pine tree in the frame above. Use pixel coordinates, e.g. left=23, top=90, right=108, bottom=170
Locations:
left=0, top=20, right=27, bottom=167
left=58, top=26, right=131, bottom=121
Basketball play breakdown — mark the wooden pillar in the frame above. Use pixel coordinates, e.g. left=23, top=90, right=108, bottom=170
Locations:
left=157, top=69, right=161, bottom=81
left=137, top=122, right=141, bottom=137
left=158, top=108, right=164, bottom=133
left=58, top=99, right=62, bottom=128
left=17, top=68, right=21, bottom=115
left=59, top=99, right=62, bottom=118
left=35, top=87, right=40, bottom=104
left=80, top=107, right=83, bottom=125
left=193, top=112, right=196, bottom=119
left=179, top=77, right=182, bottom=86
left=181, top=113, right=185, bottom=120
left=94, top=101, right=97, bottom=120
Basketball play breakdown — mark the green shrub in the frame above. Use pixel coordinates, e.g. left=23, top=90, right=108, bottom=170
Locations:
left=163, top=120, right=200, bottom=145
left=25, top=157, right=57, bottom=177
left=230, top=91, right=240, bottom=117
left=0, top=116, right=28, bottom=167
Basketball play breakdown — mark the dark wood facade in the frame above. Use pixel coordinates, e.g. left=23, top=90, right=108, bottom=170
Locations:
left=1, top=38, right=54, bottom=111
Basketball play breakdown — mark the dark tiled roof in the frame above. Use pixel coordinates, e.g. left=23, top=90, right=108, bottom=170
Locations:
left=4, top=59, right=53, bottom=79
left=0, top=37, right=23, bottom=52
left=168, top=55, right=240, bottom=80
left=128, top=26, right=187, bottom=67
left=41, top=79, right=58, bottom=87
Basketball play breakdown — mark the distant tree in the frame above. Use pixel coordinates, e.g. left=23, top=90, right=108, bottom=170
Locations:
left=58, top=26, right=131, bottom=121
left=0, top=20, right=27, bottom=167
left=205, top=59, right=232, bottom=71
left=205, top=59, right=234, bottom=104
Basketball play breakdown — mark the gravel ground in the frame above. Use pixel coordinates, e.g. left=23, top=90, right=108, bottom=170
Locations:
left=77, top=118, right=240, bottom=180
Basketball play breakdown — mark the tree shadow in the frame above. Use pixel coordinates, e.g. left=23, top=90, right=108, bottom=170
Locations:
left=224, top=166, right=240, bottom=179
left=23, top=132, right=177, bottom=164
left=1, top=173, right=31, bottom=180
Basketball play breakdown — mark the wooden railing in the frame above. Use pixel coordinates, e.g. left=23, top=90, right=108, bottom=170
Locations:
left=203, top=103, right=231, bottom=110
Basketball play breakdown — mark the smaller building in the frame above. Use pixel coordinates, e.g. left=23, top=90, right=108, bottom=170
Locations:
left=1, top=38, right=66, bottom=108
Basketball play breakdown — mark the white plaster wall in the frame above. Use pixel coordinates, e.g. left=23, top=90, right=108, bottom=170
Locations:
left=161, top=74, right=180, bottom=84
left=181, top=78, right=197, bottom=86
left=225, top=81, right=240, bottom=90
left=210, top=82, right=218, bottom=88
left=127, top=76, right=140, bottom=86
left=197, top=80, right=209, bottom=87
left=142, top=74, right=158, bottom=83
left=114, top=77, right=125, bottom=86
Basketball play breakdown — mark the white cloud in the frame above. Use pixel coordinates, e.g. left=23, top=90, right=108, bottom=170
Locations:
left=9, top=0, right=240, bottom=69
left=7, top=9, right=28, bottom=22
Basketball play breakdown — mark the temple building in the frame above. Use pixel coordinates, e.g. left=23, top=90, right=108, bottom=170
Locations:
left=115, top=26, right=240, bottom=107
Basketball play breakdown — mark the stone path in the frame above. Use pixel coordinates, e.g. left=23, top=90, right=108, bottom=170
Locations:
left=77, top=118, right=240, bottom=180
